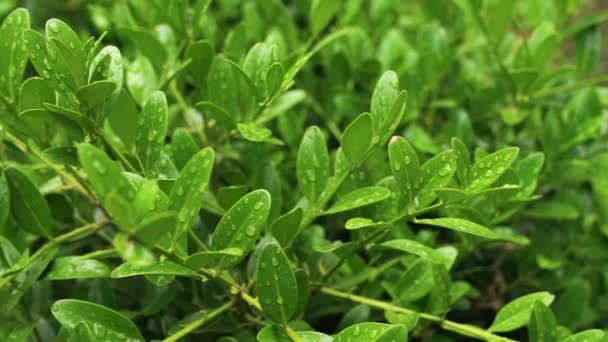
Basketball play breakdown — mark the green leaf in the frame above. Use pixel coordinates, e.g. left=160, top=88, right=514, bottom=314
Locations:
left=77, top=144, right=137, bottom=231
left=341, top=113, right=373, bottom=166
left=378, top=239, right=449, bottom=266
left=69, top=322, right=92, bottom=342
left=388, top=136, right=419, bottom=203
left=434, top=188, right=468, bottom=204
left=110, top=261, right=198, bottom=278
left=243, top=42, right=279, bottom=97
left=207, top=55, right=257, bottom=121
left=42, top=146, right=79, bottom=166
left=377, top=91, right=407, bottom=145
left=135, top=90, right=168, bottom=177
left=46, top=18, right=87, bottom=87
left=528, top=302, right=557, bottom=342
left=18, top=77, right=55, bottom=113
left=132, top=212, right=178, bottom=247
left=270, top=207, right=303, bottom=248
left=0, top=171, right=10, bottom=230
left=0, top=246, right=57, bottom=313
left=0, top=8, right=30, bottom=100
left=45, top=256, right=110, bottom=280
left=371, top=71, right=400, bottom=128
left=126, top=55, right=158, bottom=106
left=297, top=126, right=330, bottom=202
left=325, top=186, right=391, bottom=214
left=184, top=40, right=214, bottom=87
left=23, top=29, right=65, bottom=93
left=426, top=264, right=451, bottom=315
left=171, top=128, right=198, bottom=170
left=75, top=80, right=116, bottom=109
left=88, top=45, right=123, bottom=102
left=414, top=218, right=497, bottom=239
left=489, top=292, right=555, bottom=332
left=310, top=0, right=340, bottom=35
left=210, top=190, right=271, bottom=268
left=185, top=248, right=243, bottom=270
left=415, top=150, right=457, bottom=208
left=112, top=233, right=156, bottom=266
left=256, top=242, right=298, bottom=324
left=451, top=137, right=470, bottom=186
left=51, top=299, right=144, bottom=341
left=167, top=147, right=214, bottom=237
left=467, top=147, right=519, bottom=193
left=334, top=323, right=406, bottom=341
left=4, top=167, right=55, bottom=237
left=562, top=330, right=605, bottom=342
left=266, top=62, right=284, bottom=99
left=385, top=310, right=419, bottom=332
left=237, top=122, right=272, bottom=142
left=119, top=27, right=167, bottom=72
left=394, top=259, right=434, bottom=302
left=345, top=217, right=392, bottom=230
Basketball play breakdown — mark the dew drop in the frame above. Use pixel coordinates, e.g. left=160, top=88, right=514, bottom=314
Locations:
left=254, top=201, right=264, bottom=211
left=271, top=257, right=279, bottom=266
left=48, top=21, right=60, bottom=33
left=245, top=225, right=256, bottom=237
left=393, top=162, right=401, bottom=171
left=92, top=160, right=107, bottom=175
left=260, top=262, right=267, bottom=269
left=276, top=296, right=284, bottom=304
left=42, top=70, right=51, bottom=79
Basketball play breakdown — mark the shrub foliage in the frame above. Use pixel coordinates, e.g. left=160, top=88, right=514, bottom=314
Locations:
left=0, top=1, right=607, bottom=341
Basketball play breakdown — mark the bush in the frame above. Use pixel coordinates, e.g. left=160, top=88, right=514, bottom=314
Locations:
left=1, top=1, right=607, bottom=341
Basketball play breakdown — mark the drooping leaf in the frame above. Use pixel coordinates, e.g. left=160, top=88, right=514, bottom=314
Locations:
left=489, top=292, right=555, bottom=332
left=51, top=299, right=144, bottom=341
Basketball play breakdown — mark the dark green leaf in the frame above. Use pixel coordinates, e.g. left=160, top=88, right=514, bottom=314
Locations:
left=528, top=301, right=557, bottom=342
left=341, top=113, right=373, bottom=166
left=75, top=80, right=116, bottom=109
left=297, top=126, right=330, bottom=202
left=0, top=8, right=29, bottom=100
left=135, top=90, right=168, bottom=177
left=256, top=242, right=298, bottom=324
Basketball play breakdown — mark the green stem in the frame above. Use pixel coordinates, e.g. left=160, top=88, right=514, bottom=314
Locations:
left=162, top=300, right=234, bottom=342
left=320, top=287, right=517, bottom=342
left=77, top=248, right=117, bottom=260
left=29, top=220, right=109, bottom=262
left=97, top=130, right=139, bottom=173
left=530, top=75, right=608, bottom=99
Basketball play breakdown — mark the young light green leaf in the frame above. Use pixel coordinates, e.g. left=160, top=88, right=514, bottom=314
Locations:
left=371, top=71, right=400, bottom=128
left=309, top=0, right=340, bottom=35
left=270, top=207, right=303, bottom=248
left=377, top=91, right=407, bottom=145
left=109, top=261, right=198, bottom=278
left=4, top=167, right=55, bottom=238
left=341, top=113, right=373, bottom=166
left=378, top=239, right=450, bottom=266
left=75, top=80, right=116, bottom=109
left=334, top=323, right=406, bottom=341
left=528, top=301, right=557, bottom=342
left=135, top=90, right=168, bottom=177
left=45, top=257, right=110, bottom=280
left=468, top=147, right=519, bottom=193
left=243, top=42, right=278, bottom=97
left=324, top=186, right=391, bottom=214
left=88, top=45, right=123, bottom=101
left=489, top=292, right=555, bottom=332
left=126, top=54, right=158, bottom=106
left=414, top=150, right=456, bottom=208
left=51, top=299, right=144, bottom=341
left=77, top=144, right=137, bottom=231
left=112, top=233, right=156, bottom=267
left=345, top=217, right=392, bottom=230
left=385, top=310, right=419, bottom=332
left=0, top=8, right=29, bottom=100
left=297, top=126, right=330, bottom=202
left=434, top=188, right=468, bottom=204
left=167, top=147, right=214, bottom=235
left=69, top=322, right=92, bottom=342
left=388, top=136, right=420, bottom=202
left=256, top=242, right=298, bottom=324
left=562, top=330, right=605, bottom=342
left=210, top=190, right=271, bottom=268
left=185, top=248, right=243, bottom=270
left=237, top=122, right=272, bottom=142
left=415, top=218, right=497, bottom=239
left=266, top=62, right=284, bottom=99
